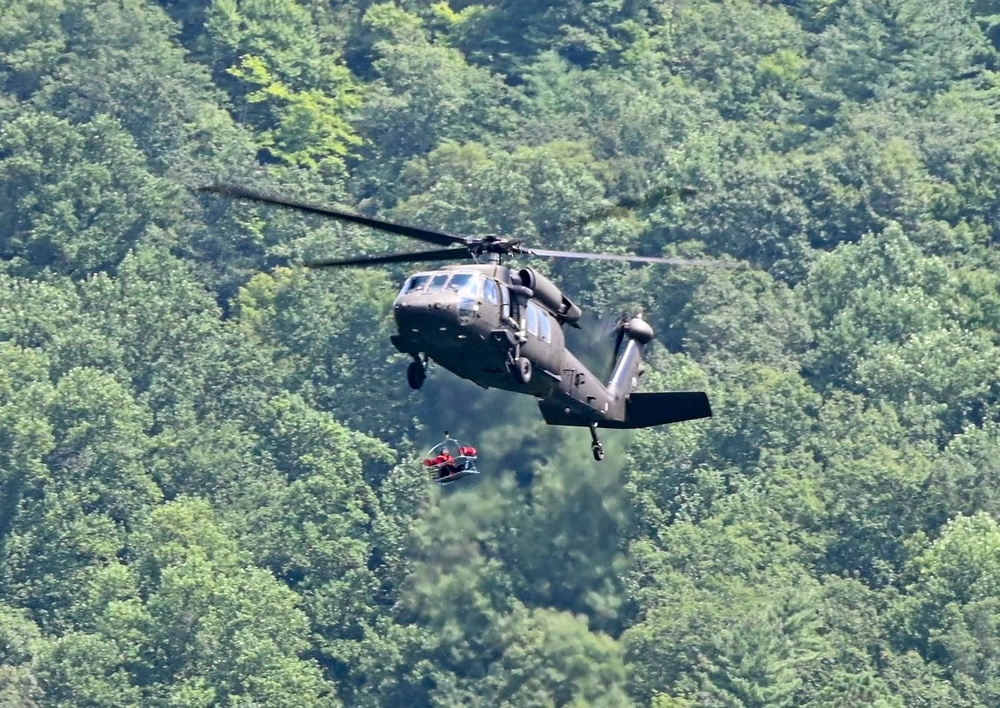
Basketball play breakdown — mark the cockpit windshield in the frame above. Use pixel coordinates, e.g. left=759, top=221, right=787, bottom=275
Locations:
left=398, top=272, right=482, bottom=298
left=425, top=273, right=450, bottom=292
left=400, top=274, right=432, bottom=295
left=445, top=273, right=480, bottom=297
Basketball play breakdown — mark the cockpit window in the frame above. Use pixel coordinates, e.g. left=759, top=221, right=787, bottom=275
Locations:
left=483, top=278, right=499, bottom=305
left=400, top=274, right=431, bottom=295
left=425, top=273, right=451, bottom=293
left=445, top=273, right=479, bottom=296
left=400, top=271, right=483, bottom=298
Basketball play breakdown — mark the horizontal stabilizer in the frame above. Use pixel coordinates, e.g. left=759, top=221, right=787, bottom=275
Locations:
left=537, top=392, right=712, bottom=429
left=622, top=392, right=712, bottom=428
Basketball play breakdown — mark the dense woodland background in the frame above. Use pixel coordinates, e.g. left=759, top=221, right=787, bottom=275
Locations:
left=2, top=0, right=1000, bottom=704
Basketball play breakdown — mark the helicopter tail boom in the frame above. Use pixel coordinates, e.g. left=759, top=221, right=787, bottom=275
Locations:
left=537, top=313, right=712, bottom=431
left=606, top=316, right=654, bottom=399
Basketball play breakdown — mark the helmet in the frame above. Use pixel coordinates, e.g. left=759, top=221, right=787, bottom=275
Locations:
left=442, top=448, right=450, bottom=455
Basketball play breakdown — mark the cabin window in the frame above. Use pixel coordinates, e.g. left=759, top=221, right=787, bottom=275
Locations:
left=499, top=283, right=513, bottom=319
left=527, top=302, right=540, bottom=336
left=483, top=278, right=499, bottom=305
left=540, top=312, right=552, bottom=342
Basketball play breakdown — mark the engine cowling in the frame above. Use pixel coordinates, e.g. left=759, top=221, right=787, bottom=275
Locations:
left=515, top=268, right=583, bottom=324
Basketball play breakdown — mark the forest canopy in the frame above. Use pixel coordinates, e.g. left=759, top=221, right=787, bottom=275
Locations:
left=1, top=0, right=1000, bottom=705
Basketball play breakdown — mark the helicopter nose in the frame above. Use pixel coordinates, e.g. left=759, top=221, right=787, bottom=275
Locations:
left=394, top=299, right=456, bottom=333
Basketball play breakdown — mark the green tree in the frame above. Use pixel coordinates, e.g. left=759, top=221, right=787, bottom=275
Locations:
left=679, top=268, right=814, bottom=371
left=625, top=560, right=825, bottom=707
left=807, top=392, right=937, bottom=584
left=132, top=498, right=335, bottom=705
left=2, top=0, right=250, bottom=174
left=893, top=513, right=1000, bottom=705
left=234, top=266, right=412, bottom=439
left=0, top=603, right=44, bottom=707
left=489, top=605, right=630, bottom=707
left=0, top=111, right=177, bottom=278
left=814, top=0, right=991, bottom=104
left=353, top=3, right=517, bottom=197
left=34, top=631, right=143, bottom=707
left=203, top=0, right=362, bottom=169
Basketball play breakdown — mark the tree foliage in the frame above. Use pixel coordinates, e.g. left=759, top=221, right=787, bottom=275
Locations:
left=1, top=0, right=999, bottom=703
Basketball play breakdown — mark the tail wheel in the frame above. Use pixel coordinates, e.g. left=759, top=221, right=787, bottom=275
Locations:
left=407, top=361, right=426, bottom=390
left=512, top=356, right=532, bottom=385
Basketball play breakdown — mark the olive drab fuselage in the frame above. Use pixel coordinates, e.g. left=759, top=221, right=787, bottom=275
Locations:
left=389, top=263, right=627, bottom=424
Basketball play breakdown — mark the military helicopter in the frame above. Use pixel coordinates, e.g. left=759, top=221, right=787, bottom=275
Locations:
left=202, top=185, right=721, bottom=461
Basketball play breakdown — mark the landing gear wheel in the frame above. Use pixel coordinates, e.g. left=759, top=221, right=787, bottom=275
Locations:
left=589, top=422, right=604, bottom=462
left=407, top=361, right=426, bottom=390
left=512, top=356, right=532, bottom=385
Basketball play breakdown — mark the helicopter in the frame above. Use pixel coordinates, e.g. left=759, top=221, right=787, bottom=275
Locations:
left=201, top=185, right=721, bottom=461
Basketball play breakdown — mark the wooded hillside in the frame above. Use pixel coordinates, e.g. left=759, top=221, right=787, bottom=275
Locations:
left=2, top=0, right=1000, bottom=705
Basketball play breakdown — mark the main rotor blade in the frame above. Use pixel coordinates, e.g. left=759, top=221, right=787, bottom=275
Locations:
left=528, top=248, right=737, bottom=267
left=199, top=185, right=469, bottom=248
left=305, top=247, right=471, bottom=269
